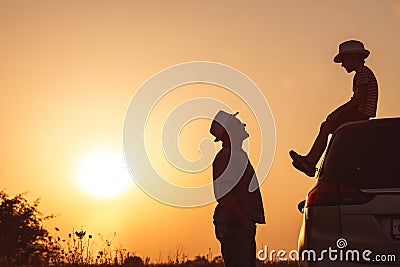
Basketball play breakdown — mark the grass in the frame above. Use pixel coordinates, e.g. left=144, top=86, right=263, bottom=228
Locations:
left=0, top=190, right=299, bottom=267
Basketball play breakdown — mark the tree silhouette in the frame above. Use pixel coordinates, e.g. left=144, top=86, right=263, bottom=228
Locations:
left=0, top=190, right=56, bottom=265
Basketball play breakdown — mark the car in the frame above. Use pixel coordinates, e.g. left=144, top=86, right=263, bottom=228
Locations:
left=297, top=118, right=400, bottom=267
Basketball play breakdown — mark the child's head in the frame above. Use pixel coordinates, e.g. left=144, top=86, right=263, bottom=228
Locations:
left=333, top=40, right=369, bottom=72
left=334, top=40, right=370, bottom=62
left=340, top=53, right=366, bottom=73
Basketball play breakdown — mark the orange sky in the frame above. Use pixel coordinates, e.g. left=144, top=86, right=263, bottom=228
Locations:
left=1, top=0, right=400, bottom=262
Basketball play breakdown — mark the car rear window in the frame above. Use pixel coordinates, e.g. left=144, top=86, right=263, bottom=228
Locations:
left=320, top=122, right=400, bottom=189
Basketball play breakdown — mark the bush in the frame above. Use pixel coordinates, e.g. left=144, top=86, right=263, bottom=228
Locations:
left=0, top=191, right=57, bottom=266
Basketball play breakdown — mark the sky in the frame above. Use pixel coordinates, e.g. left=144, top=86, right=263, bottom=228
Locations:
left=1, top=0, right=400, bottom=262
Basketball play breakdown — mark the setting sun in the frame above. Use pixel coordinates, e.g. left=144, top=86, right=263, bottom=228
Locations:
left=76, top=150, right=132, bottom=198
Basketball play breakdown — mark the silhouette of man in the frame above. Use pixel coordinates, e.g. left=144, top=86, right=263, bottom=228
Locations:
left=210, top=110, right=265, bottom=267
left=290, top=40, right=378, bottom=177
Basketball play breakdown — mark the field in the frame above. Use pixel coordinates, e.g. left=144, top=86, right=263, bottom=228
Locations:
left=0, top=191, right=299, bottom=267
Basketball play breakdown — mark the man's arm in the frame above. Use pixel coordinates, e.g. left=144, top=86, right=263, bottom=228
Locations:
left=219, top=193, right=255, bottom=236
left=213, top=151, right=255, bottom=236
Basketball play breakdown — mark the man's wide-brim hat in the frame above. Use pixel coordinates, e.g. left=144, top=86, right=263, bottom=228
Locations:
left=334, top=40, right=370, bottom=63
left=210, top=110, right=238, bottom=142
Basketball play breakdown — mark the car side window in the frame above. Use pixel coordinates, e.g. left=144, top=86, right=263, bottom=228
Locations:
left=321, top=124, right=400, bottom=189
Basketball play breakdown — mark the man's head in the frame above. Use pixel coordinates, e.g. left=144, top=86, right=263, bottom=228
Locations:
left=210, top=110, right=249, bottom=144
left=334, top=40, right=369, bottom=72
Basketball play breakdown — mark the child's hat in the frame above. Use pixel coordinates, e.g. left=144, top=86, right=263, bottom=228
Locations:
left=334, top=40, right=370, bottom=63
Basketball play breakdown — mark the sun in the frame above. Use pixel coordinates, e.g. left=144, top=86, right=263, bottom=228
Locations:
left=76, top=150, right=132, bottom=198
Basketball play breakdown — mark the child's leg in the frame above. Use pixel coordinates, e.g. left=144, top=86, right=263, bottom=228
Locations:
left=306, top=120, right=333, bottom=167
left=307, top=109, right=370, bottom=166
left=290, top=107, right=370, bottom=177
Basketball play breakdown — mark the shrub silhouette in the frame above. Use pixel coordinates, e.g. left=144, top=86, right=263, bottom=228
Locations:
left=123, top=255, right=144, bottom=267
left=0, top=190, right=56, bottom=265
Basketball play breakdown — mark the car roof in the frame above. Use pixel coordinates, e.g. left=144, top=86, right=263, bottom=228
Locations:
left=334, top=117, right=400, bottom=135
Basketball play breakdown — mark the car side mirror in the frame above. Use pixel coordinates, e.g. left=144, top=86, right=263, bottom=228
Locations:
left=298, top=200, right=306, bottom=214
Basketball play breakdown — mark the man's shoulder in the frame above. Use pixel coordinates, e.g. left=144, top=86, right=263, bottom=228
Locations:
left=213, top=147, right=249, bottom=162
left=213, top=147, right=230, bottom=164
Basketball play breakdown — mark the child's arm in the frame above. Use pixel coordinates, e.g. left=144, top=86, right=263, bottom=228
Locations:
left=327, top=85, right=367, bottom=121
left=351, top=84, right=368, bottom=106
left=327, top=100, right=357, bottom=121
